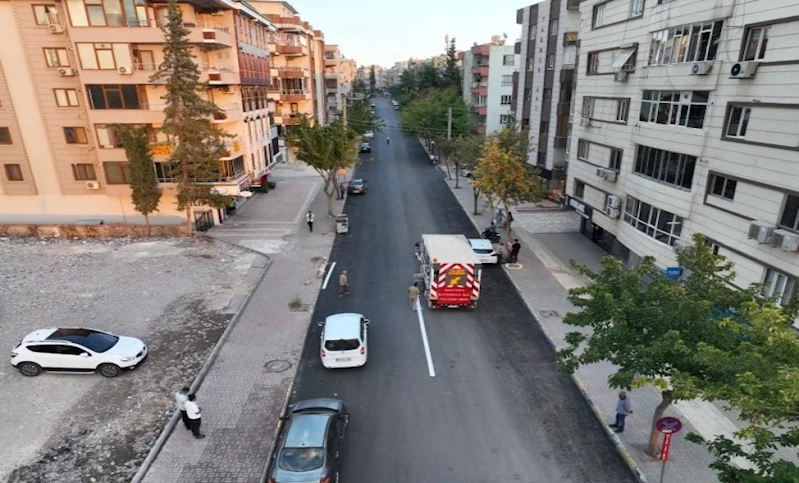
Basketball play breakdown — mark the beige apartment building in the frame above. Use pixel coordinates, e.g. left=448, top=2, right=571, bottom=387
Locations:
left=323, top=45, right=355, bottom=121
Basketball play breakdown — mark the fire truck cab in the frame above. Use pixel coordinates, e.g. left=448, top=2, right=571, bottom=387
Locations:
left=415, top=234, right=483, bottom=309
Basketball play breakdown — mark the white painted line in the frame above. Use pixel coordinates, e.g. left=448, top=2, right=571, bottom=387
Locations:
left=415, top=299, right=436, bottom=377
left=322, top=262, right=336, bottom=290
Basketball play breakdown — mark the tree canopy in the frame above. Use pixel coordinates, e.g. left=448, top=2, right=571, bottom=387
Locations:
left=443, top=37, right=462, bottom=93
left=346, top=97, right=381, bottom=136
left=399, top=87, right=470, bottom=144
left=116, top=125, right=161, bottom=234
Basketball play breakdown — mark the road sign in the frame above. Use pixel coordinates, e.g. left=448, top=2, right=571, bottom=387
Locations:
left=656, top=416, right=683, bottom=434
left=660, top=433, right=672, bottom=461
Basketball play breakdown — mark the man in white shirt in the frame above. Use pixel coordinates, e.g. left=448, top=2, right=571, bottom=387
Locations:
left=175, top=386, right=190, bottom=431
left=306, top=210, right=314, bottom=232
left=185, top=394, right=205, bottom=439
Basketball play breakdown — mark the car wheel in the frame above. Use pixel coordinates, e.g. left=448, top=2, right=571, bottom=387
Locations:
left=99, top=363, right=122, bottom=378
left=18, top=362, right=42, bottom=377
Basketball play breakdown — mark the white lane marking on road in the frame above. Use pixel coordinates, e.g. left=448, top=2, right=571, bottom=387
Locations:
left=322, top=262, right=336, bottom=290
left=415, top=299, right=436, bottom=377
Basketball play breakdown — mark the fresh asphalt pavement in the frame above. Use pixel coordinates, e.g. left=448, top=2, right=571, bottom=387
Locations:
left=289, top=100, right=636, bottom=483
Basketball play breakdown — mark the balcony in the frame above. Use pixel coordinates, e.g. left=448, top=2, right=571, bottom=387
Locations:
left=281, top=89, right=311, bottom=102
left=266, top=84, right=281, bottom=101
left=324, top=70, right=338, bottom=79
left=471, top=65, right=489, bottom=76
left=198, top=64, right=238, bottom=84
left=554, top=136, right=568, bottom=148
left=277, top=66, right=309, bottom=79
left=471, top=45, right=490, bottom=56
left=324, top=55, right=338, bottom=66
left=473, top=105, right=487, bottom=116
left=470, top=82, right=488, bottom=96
left=77, top=63, right=159, bottom=84
left=276, top=44, right=308, bottom=56
left=67, top=21, right=233, bottom=49
left=88, top=103, right=167, bottom=125
left=212, top=102, right=243, bottom=123
left=476, top=123, right=486, bottom=135
left=557, top=102, right=571, bottom=116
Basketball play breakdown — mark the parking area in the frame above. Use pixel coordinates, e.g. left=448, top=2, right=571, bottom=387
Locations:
left=0, top=237, right=266, bottom=483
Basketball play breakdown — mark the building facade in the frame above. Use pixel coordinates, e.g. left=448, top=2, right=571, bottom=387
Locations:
left=566, top=0, right=798, bottom=309
left=0, top=0, right=278, bottom=225
left=515, top=0, right=580, bottom=196
left=462, top=36, right=518, bottom=135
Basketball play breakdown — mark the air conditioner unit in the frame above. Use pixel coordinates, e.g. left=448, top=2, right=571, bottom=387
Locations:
left=47, top=24, right=64, bottom=33
left=596, top=167, right=607, bottom=178
left=771, top=229, right=799, bottom=252
left=673, top=239, right=694, bottom=253
left=604, top=170, right=617, bottom=182
left=730, top=62, right=758, bottom=79
left=579, top=117, right=591, bottom=127
left=85, top=181, right=100, bottom=190
left=118, top=65, right=133, bottom=75
left=606, top=195, right=621, bottom=209
left=691, top=61, right=712, bottom=76
left=747, top=220, right=775, bottom=244
left=57, top=67, right=75, bottom=77
left=605, top=207, right=621, bottom=219
left=613, top=71, right=628, bottom=82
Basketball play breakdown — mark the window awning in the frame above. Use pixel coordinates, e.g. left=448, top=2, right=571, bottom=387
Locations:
left=611, top=49, right=636, bottom=72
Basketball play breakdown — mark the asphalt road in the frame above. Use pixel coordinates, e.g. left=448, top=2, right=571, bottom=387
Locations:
left=290, top=100, right=636, bottom=483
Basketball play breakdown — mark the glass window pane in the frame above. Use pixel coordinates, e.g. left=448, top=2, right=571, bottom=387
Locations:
left=87, top=5, right=106, bottom=25
left=687, top=105, right=705, bottom=128
left=103, top=0, right=124, bottom=26
left=723, top=179, right=736, bottom=199
left=55, top=89, right=68, bottom=106
left=727, top=108, right=741, bottom=136
left=739, top=108, right=750, bottom=136
left=97, top=49, right=115, bottom=69
left=105, top=90, right=123, bottom=108
left=57, top=49, right=69, bottom=66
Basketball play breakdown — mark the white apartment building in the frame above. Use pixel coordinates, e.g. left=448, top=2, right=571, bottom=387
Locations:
left=462, top=36, right=518, bottom=135
left=566, top=0, right=799, bottom=309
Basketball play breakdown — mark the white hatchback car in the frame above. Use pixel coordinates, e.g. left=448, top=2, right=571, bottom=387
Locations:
left=468, top=238, right=499, bottom=264
left=363, top=130, right=375, bottom=139
left=11, top=328, right=148, bottom=378
left=320, top=313, right=369, bottom=369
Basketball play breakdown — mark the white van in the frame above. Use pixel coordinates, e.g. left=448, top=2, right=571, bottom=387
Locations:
left=320, top=313, right=369, bottom=369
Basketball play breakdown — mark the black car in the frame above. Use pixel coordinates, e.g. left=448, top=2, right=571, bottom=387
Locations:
left=347, top=179, right=367, bottom=194
left=268, top=398, right=348, bottom=483
left=359, top=142, right=371, bottom=153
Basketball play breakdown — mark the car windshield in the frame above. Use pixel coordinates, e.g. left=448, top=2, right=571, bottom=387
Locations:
left=278, top=447, right=324, bottom=472
left=351, top=180, right=363, bottom=186
left=47, top=329, right=119, bottom=353
left=324, top=338, right=360, bottom=351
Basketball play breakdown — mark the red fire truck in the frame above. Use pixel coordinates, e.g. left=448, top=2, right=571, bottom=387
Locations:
left=415, top=234, right=483, bottom=309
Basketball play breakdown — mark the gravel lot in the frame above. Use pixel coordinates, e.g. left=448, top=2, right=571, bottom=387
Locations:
left=0, top=237, right=265, bottom=483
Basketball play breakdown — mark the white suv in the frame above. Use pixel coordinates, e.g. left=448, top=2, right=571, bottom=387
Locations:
left=320, top=313, right=369, bottom=369
left=10, top=328, right=148, bottom=378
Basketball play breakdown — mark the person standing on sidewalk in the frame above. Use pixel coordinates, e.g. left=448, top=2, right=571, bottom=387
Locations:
left=494, top=208, right=505, bottom=229
left=408, top=282, right=420, bottom=311
left=610, top=391, right=633, bottom=433
left=504, top=210, right=514, bottom=231
left=306, top=210, right=314, bottom=233
left=175, top=386, right=190, bottom=431
left=339, top=182, right=346, bottom=200
left=185, top=394, right=206, bottom=439
left=510, top=239, right=521, bottom=264
left=339, top=270, right=349, bottom=298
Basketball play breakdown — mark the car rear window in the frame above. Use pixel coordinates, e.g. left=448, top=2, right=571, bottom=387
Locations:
left=47, top=329, right=119, bottom=353
left=324, top=338, right=360, bottom=351
left=473, top=248, right=494, bottom=254
left=278, top=447, right=324, bottom=472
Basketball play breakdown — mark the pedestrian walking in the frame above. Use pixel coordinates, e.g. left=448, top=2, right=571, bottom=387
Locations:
left=339, top=182, right=346, bottom=200
left=306, top=210, right=314, bottom=232
left=504, top=239, right=513, bottom=259
left=609, top=391, right=633, bottom=433
left=504, top=210, right=514, bottom=231
left=494, top=208, right=505, bottom=229
left=175, top=386, right=191, bottom=431
left=185, top=394, right=205, bottom=439
left=408, top=282, right=420, bottom=311
left=339, top=270, right=349, bottom=298
left=510, top=239, right=521, bottom=264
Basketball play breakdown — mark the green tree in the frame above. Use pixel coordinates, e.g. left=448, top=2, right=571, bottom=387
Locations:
left=346, top=97, right=381, bottom=136
left=399, top=87, right=470, bottom=146
left=451, top=135, right=484, bottom=210
left=557, top=233, right=799, bottom=479
left=116, top=126, right=161, bottom=234
left=443, top=37, right=462, bottom=91
left=369, top=67, right=377, bottom=93
left=288, top=117, right=360, bottom=216
left=152, top=0, right=229, bottom=234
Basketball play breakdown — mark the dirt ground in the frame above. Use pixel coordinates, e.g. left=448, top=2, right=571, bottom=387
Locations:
left=0, top=237, right=265, bottom=483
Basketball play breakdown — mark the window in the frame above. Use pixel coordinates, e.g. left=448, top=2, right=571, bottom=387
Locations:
left=72, top=163, right=97, bottom=181
left=33, top=4, right=58, bottom=25
left=54, top=88, right=80, bottom=107
left=574, top=180, right=585, bottom=199
left=763, top=269, right=795, bottom=307
left=103, top=162, right=129, bottom=184
left=63, top=127, right=88, bottom=144
left=630, top=0, right=644, bottom=17
left=529, top=24, right=537, bottom=39
left=725, top=106, right=751, bottom=138
left=577, top=139, right=589, bottom=160
left=95, top=124, right=136, bottom=148
left=4, top=164, right=23, bottom=181
left=0, top=127, right=11, bottom=144
left=648, top=20, right=723, bottom=65
left=609, top=148, right=623, bottom=171
left=86, top=85, right=144, bottom=109
left=527, top=61, right=534, bottom=71
left=616, top=99, right=629, bottom=122
left=593, top=3, right=606, bottom=28
left=743, top=26, right=769, bottom=61
left=500, top=115, right=513, bottom=125
left=500, top=95, right=513, bottom=105
left=634, top=145, right=696, bottom=189
left=542, top=88, right=552, bottom=103
left=623, top=196, right=684, bottom=246
left=546, top=54, right=555, bottom=70
left=709, top=174, right=737, bottom=200
left=501, top=75, right=513, bottom=85
left=582, top=97, right=595, bottom=118
left=639, top=90, right=709, bottom=128
left=549, top=19, right=558, bottom=36
left=779, top=195, right=799, bottom=231
left=154, top=162, right=176, bottom=182
left=587, top=52, right=599, bottom=74
left=503, top=55, right=515, bottom=66
left=43, top=48, right=70, bottom=67
left=83, top=0, right=148, bottom=27
left=76, top=43, right=119, bottom=70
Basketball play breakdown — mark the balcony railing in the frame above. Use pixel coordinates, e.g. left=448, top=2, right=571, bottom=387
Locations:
left=199, top=64, right=235, bottom=72
left=134, top=62, right=158, bottom=71
left=154, top=20, right=229, bottom=33
left=282, top=88, right=308, bottom=95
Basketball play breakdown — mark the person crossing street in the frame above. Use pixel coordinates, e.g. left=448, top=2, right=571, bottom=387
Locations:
left=408, top=282, right=420, bottom=311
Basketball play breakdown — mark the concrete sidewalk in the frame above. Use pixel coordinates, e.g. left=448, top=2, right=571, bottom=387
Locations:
left=426, top=154, right=723, bottom=482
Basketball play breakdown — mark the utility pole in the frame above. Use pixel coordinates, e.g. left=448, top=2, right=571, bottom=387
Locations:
left=342, top=94, right=348, bottom=127
left=448, top=107, right=460, bottom=188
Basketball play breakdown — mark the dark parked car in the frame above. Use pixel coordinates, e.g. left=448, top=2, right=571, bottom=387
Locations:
left=347, top=179, right=368, bottom=194
left=359, top=142, right=371, bottom=153
left=268, top=398, right=348, bottom=483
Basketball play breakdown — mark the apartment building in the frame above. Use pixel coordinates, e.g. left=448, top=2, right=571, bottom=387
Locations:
left=461, top=36, right=518, bottom=135
left=0, top=0, right=278, bottom=226
left=566, top=0, right=799, bottom=309
left=514, top=0, right=580, bottom=196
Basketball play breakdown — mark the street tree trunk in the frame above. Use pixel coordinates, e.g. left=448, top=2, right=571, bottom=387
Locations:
left=472, top=190, right=480, bottom=215
left=648, top=390, right=674, bottom=457
left=144, top=214, right=151, bottom=236
left=454, top=163, right=460, bottom=189
left=185, top=206, right=193, bottom=236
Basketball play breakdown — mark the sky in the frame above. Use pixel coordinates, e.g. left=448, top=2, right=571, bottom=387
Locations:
left=289, top=0, right=525, bottom=67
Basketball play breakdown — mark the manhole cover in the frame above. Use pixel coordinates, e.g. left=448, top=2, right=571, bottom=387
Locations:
left=264, top=360, right=292, bottom=373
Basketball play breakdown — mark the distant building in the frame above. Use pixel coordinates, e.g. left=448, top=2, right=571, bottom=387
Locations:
left=461, top=36, right=518, bottom=135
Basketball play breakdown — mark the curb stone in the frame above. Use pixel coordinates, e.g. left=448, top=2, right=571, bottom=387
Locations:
left=259, top=381, right=295, bottom=483
left=421, top=139, right=649, bottom=483
left=131, top=254, right=273, bottom=483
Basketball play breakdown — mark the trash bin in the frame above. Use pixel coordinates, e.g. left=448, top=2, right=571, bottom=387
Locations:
left=336, top=214, right=348, bottom=234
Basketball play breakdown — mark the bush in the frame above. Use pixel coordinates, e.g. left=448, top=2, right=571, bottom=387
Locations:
left=288, top=295, right=303, bottom=310
left=267, top=181, right=277, bottom=189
